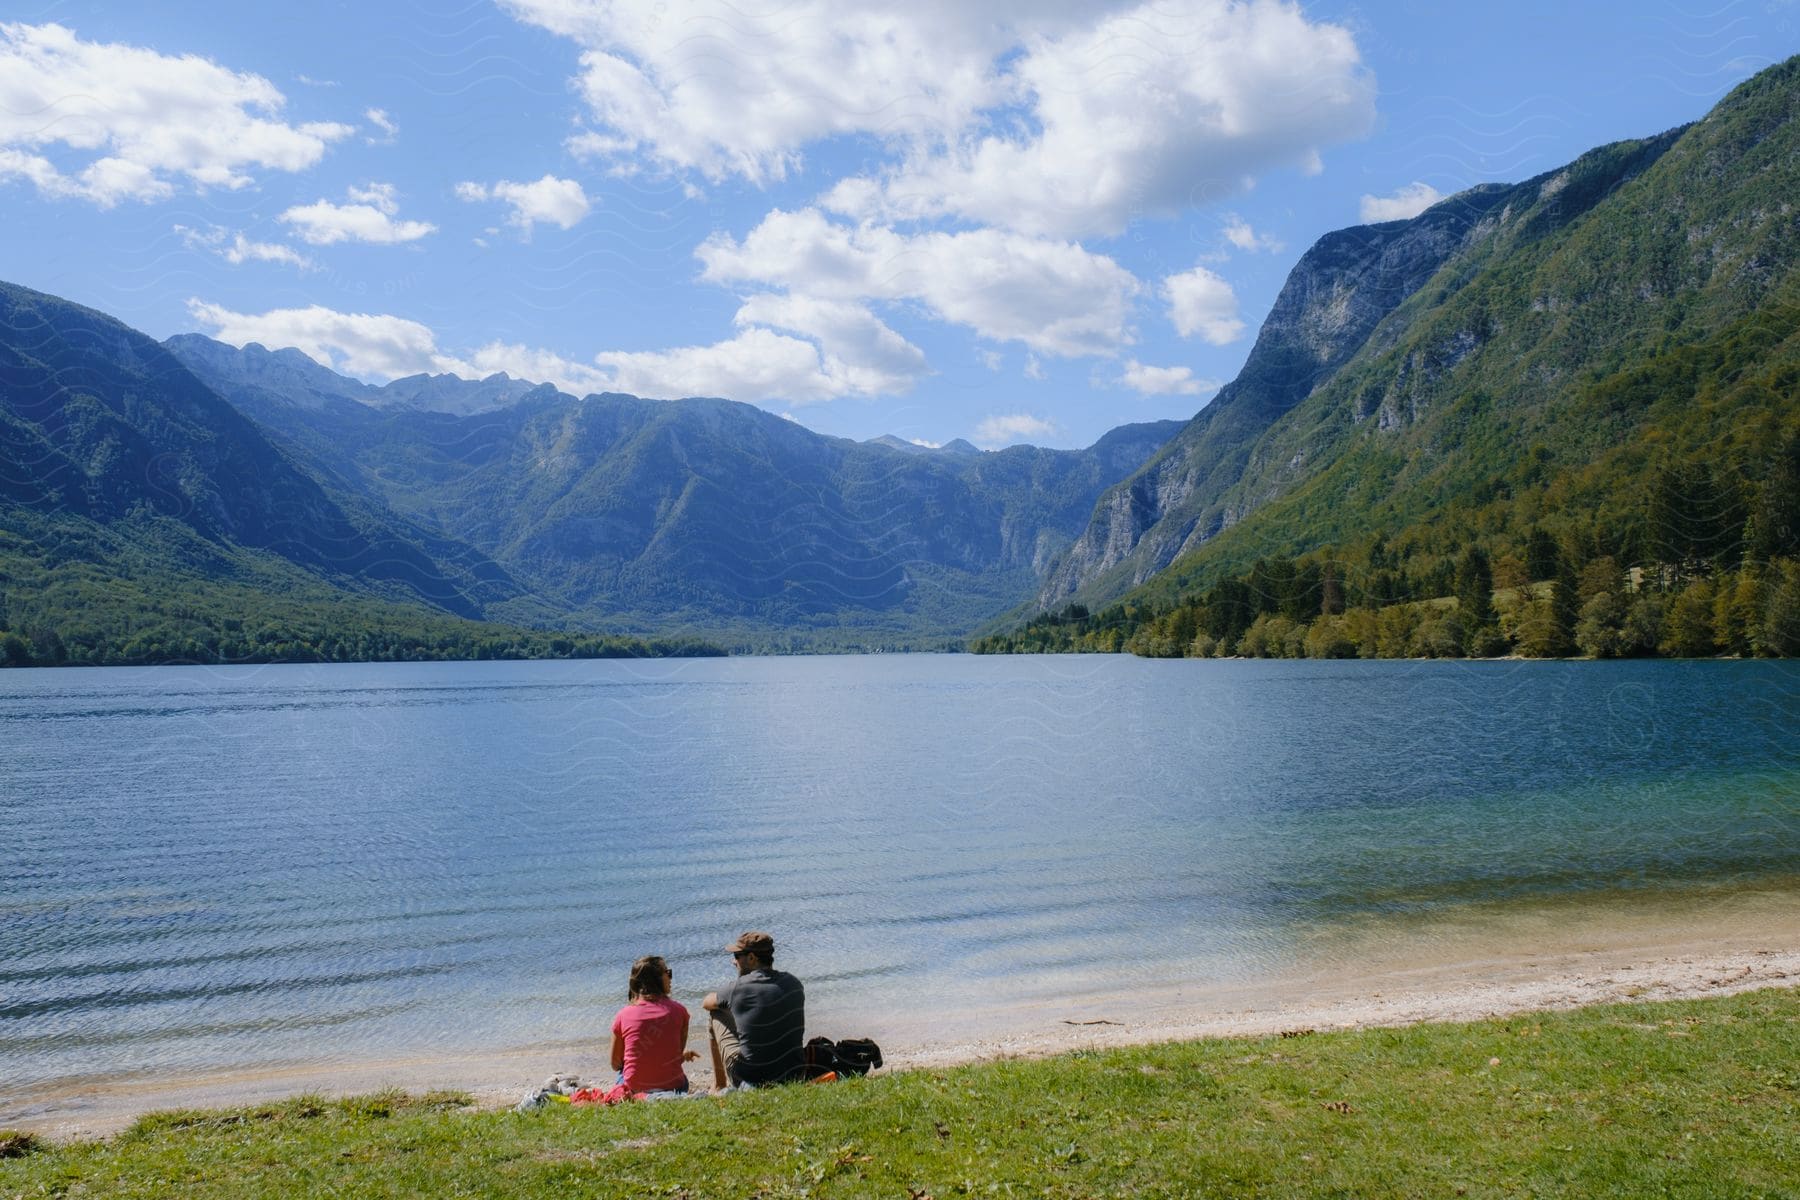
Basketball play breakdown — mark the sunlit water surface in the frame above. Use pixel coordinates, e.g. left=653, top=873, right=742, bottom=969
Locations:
left=2, top=656, right=1796, bottom=1106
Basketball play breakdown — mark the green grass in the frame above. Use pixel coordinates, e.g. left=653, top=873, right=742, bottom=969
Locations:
left=6, top=990, right=1799, bottom=1198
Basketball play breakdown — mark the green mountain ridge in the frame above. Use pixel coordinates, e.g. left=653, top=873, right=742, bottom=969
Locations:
left=0, top=284, right=722, bottom=665
left=1038, top=124, right=1693, bottom=610
left=990, top=57, right=1800, bottom=658
left=0, top=282, right=521, bottom=620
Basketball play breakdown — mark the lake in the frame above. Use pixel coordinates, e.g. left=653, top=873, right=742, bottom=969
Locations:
left=2, top=655, right=1797, bottom=1119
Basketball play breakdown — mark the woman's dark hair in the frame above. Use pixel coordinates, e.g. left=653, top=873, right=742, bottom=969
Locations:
left=628, top=955, right=669, bottom=1000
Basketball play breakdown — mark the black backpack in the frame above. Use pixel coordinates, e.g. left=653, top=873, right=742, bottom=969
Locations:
left=833, top=1037, right=883, bottom=1075
left=804, top=1035, right=884, bottom=1078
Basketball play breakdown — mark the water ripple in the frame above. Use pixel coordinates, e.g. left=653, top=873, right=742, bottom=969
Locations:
left=1, top=656, right=1795, bottom=1095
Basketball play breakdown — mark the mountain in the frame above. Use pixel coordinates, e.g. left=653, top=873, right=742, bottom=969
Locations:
left=159, top=334, right=374, bottom=410
left=161, top=335, right=539, bottom=417
left=1039, top=134, right=1685, bottom=607
left=991, top=56, right=1800, bottom=659
left=0, top=283, right=719, bottom=666
left=374, top=370, right=539, bottom=416
left=1038, top=56, right=1800, bottom=617
left=866, top=434, right=982, bottom=456
left=164, top=335, right=1181, bottom=644
left=0, top=283, right=523, bottom=619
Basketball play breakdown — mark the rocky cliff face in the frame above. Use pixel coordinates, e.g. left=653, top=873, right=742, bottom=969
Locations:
left=376, top=371, right=539, bottom=416
left=163, top=334, right=372, bottom=410
left=1037, top=186, right=1543, bottom=607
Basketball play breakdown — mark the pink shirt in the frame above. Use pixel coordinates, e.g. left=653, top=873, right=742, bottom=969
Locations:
left=612, top=996, right=690, bottom=1093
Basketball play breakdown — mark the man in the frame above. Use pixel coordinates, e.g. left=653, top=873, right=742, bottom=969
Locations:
left=703, top=930, right=805, bottom=1089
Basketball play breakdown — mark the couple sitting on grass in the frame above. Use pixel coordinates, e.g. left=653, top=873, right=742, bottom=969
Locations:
left=611, top=930, right=805, bottom=1096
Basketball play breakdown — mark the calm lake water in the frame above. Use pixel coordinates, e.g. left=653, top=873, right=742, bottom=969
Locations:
left=2, top=655, right=1797, bottom=1108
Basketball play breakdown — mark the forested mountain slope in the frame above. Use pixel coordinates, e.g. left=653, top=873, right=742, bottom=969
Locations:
left=989, top=57, right=1800, bottom=659
left=0, top=283, right=519, bottom=618
left=0, top=284, right=718, bottom=664
left=1039, top=110, right=1715, bottom=610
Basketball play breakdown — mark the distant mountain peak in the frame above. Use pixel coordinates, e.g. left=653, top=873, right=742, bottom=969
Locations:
left=164, top=334, right=550, bottom=418
left=866, top=434, right=985, bottom=455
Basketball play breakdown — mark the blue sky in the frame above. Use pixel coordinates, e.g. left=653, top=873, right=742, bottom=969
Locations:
left=2, top=1, right=1793, bottom=449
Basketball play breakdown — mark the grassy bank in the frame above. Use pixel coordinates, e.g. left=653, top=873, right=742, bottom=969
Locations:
left=5, top=989, right=1797, bottom=1198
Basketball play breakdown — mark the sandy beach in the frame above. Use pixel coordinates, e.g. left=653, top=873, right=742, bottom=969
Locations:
left=8, top=884, right=1797, bottom=1142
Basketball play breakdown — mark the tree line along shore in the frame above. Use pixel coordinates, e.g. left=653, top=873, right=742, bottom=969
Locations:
left=977, top=446, right=1800, bottom=659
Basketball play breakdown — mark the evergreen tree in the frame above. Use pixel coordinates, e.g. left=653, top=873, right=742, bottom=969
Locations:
left=1284, top=561, right=1323, bottom=621
left=1320, top=561, right=1345, bottom=616
left=0, top=631, right=30, bottom=666
left=1455, top=547, right=1497, bottom=651
left=1713, top=568, right=1763, bottom=657
left=1744, top=433, right=1800, bottom=563
left=1651, top=462, right=1745, bottom=577
left=1524, top=528, right=1561, bottom=582
left=1549, top=553, right=1580, bottom=656
left=1759, top=560, right=1800, bottom=656
left=1248, top=558, right=1297, bottom=619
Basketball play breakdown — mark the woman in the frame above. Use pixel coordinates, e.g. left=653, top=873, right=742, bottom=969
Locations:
left=610, top=955, right=698, bottom=1095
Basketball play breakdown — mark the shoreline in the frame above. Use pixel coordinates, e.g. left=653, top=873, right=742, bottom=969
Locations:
left=9, top=931, right=1796, bottom=1143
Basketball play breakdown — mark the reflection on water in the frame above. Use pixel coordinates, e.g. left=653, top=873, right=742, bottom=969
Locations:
left=1, top=656, right=1796, bottom=1100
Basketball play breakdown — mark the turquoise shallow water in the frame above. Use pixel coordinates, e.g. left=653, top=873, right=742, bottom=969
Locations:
left=1, top=655, right=1796, bottom=1105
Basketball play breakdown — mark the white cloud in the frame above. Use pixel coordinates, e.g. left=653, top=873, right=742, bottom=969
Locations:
left=364, top=107, right=398, bottom=144
left=566, top=130, right=637, bottom=161
left=175, top=224, right=313, bottom=270
left=909, top=437, right=942, bottom=449
left=456, top=342, right=611, bottom=395
left=1359, top=181, right=1443, bottom=223
left=346, top=182, right=399, bottom=212
left=974, top=413, right=1058, bottom=448
left=187, top=300, right=882, bottom=406
left=733, top=294, right=929, bottom=395
left=502, top=0, right=1051, bottom=184
left=0, top=22, right=351, bottom=206
left=822, top=0, right=1375, bottom=237
left=699, top=208, right=1138, bottom=357
left=504, top=1, right=1370, bottom=239
left=280, top=183, right=435, bottom=245
left=1119, top=360, right=1217, bottom=397
left=187, top=299, right=453, bottom=380
left=459, top=335, right=860, bottom=405
left=1163, top=265, right=1245, bottom=345
left=593, top=328, right=857, bottom=405
left=455, top=174, right=591, bottom=233
left=1222, top=215, right=1283, bottom=254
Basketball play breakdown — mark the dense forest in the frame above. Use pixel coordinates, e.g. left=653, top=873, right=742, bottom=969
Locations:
left=975, top=433, right=1800, bottom=659
left=0, top=514, right=722, bottom=668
